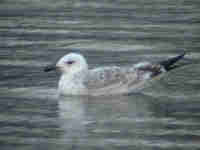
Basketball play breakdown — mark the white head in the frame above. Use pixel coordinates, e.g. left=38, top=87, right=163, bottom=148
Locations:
left=56, top=53, right=88, bottom=75
left=44, top=53, right=88, bottom=75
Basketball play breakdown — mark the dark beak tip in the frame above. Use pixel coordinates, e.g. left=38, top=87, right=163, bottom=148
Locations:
left=44, top=65, right=56, bottom=72
left=44, top=67, right=49, bottom=72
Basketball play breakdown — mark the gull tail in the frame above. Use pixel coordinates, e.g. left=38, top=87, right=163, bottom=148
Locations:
left=159, top=52, right=186, bottom=71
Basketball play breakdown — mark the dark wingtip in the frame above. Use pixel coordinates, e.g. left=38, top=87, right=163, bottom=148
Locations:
left=44, top=65, right=56, bottom=72
left=160, top=52, right=186, bottom=71
left=179, top=51, right=186, bottom=58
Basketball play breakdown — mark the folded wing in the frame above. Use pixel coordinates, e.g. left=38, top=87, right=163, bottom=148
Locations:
left=84, top=63, right=163, bottom=95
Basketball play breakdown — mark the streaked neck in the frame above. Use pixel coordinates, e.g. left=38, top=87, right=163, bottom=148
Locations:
left=58, top=71, right=88, bottom=95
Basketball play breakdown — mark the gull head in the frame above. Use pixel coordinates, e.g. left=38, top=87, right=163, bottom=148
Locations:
left=44, top=53, right=88, bottom=75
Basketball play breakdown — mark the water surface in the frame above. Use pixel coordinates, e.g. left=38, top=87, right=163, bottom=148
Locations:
left=1, top=0, right=200, bottom=149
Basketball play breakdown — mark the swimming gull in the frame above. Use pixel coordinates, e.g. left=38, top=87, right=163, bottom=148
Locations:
left=44, top=52, right=185, bottom=96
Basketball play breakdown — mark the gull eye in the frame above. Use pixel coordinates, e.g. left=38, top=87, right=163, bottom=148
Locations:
left=66, top=61, right=74, bottom=65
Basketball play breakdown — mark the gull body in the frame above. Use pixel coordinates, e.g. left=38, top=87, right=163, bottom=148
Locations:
left=44, top=52, right=185, bottom=96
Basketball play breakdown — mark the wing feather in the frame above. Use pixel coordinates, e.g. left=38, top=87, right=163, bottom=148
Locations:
left=83, top=63, right=164, bottom=95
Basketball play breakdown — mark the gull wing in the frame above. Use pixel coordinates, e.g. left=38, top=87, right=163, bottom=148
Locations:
left=84, top=63, right=162, bottom=95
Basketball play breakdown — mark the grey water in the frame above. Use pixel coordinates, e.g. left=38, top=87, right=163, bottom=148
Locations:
left=1, top=0, right=200, bottom=149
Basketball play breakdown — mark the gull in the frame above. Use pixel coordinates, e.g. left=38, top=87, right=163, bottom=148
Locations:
left=44, top=52, right=185, bottom=96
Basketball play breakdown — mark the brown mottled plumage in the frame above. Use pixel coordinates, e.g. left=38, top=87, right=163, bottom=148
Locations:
left=44, top=53, right=185, bottom=96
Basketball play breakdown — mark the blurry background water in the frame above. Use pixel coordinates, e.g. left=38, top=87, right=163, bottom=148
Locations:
left=0, top=0, right=200, bottom=149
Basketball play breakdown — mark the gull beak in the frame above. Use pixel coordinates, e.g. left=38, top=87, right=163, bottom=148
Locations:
left=44, top=65, right=56, bottom=72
